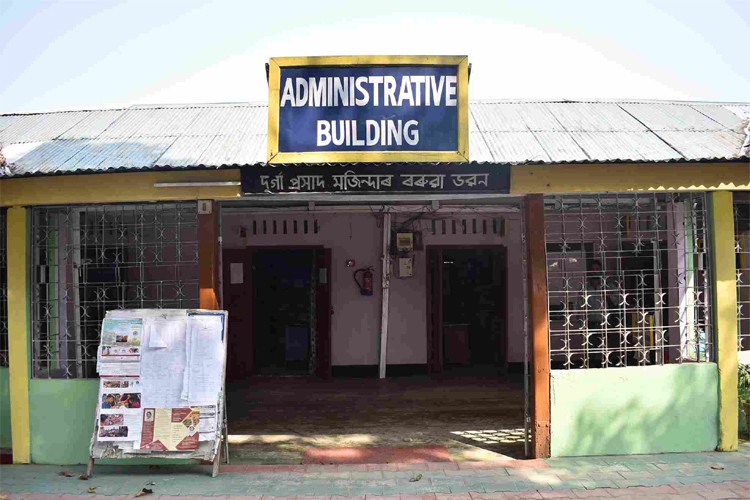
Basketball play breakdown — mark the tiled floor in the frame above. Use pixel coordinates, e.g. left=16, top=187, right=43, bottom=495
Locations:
left=226, top=374, right=527, bottom=464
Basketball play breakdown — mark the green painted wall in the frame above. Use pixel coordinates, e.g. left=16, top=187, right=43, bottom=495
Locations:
left=30, top=379, right=98, bottom=464
left=550, top=363, right=719, bottom=457
left=0, top=368, right=11, bottom=449
left=29, top=379, right=196, bottom=465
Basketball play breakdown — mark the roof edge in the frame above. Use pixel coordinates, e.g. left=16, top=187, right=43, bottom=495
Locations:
left=2, top=157, right=749, bottom=180
left=3, top=98, right=749, bottom=118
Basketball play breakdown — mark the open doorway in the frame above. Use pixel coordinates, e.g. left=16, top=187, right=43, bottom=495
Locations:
left=221, top=246, right=332, bottom=381
left=427, top=246, right=507, bottom=375
left=253, top=249, right=315, bottom=375
left=220, top=208, right=527, bottom=464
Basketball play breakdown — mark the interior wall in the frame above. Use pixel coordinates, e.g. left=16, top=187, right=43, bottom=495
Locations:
left=222, top=210, right=524, bottom=366
left=387, top=212, right=524, bottom=365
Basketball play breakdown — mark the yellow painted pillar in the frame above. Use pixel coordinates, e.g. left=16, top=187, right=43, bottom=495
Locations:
left=7, top=207, right=31, bottom=463
left=709, top=191, right=738, bottom=451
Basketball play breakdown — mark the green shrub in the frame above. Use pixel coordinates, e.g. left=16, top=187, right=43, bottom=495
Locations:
left=740, top=363, right=750, bottom=404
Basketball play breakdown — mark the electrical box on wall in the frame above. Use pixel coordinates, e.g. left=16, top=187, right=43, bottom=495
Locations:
left=397, top=256, right=414, bottom=278
left=396, top=232, right=414, bottom=252
left=198, top=200, right=212, bottom=214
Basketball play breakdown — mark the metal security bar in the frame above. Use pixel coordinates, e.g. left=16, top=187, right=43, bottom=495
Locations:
left=31, top=203, right=199, bottom=379
left=544, top=193, right=712, bottom=369
left=0, top=208, right=7, bottom=367
left=735, top=193, right=750, bottom=351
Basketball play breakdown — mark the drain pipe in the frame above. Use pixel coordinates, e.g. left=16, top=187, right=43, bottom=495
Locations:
left=379, top=209, right=392, bottom=379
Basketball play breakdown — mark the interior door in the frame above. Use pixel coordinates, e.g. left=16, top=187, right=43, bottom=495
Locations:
left=222, top=248, right=254, bottom=381
left=314, top=248, right=333, bottom=379
left=426, top=248, right=444, bottom=374
left=495, top=248, right=509, bottom=374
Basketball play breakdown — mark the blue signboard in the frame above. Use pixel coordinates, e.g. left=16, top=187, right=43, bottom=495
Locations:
left=267, top=56, right=469, bottom=163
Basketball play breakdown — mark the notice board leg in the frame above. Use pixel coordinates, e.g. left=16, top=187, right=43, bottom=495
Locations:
left=211, top=441, right=221, bottom=477
left=223, top=398, right=229, bottom=464
left=86, top=456, right=95, bottom=477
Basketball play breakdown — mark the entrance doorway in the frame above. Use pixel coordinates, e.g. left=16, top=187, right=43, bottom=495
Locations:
left=427, top=247, right=507, bottom=374
left=254, top=249, right=315, bottom=375
left=220, top=207, right=527, bottom=463
left=221, top=246, right=332, bottom=381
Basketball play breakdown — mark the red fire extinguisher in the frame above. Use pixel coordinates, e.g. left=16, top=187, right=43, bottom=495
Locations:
left=353, top=267, right=374, bottom=296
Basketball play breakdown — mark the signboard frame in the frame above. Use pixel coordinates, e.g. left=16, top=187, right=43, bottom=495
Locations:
left=267, top=55, right=470, bottom=164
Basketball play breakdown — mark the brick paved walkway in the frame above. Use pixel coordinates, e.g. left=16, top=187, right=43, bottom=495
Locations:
left=1, top=447, right=749, bottom=499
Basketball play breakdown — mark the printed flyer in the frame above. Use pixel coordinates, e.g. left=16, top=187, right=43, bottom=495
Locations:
left=139, top=408, right=200, bottom=451
left=97, top=378, right=144, bottom=442
left=97, top=412, right=143, bottom=442
left=97, top=345, right=141, bottom=377
left=101, top=318, right=143, bottom=347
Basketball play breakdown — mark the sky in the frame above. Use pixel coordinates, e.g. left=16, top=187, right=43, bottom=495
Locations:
left=0, top=0, right=748, bottom=113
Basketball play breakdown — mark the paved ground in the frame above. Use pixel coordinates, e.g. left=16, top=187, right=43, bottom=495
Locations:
left=2, top=445, right=749, bottom=499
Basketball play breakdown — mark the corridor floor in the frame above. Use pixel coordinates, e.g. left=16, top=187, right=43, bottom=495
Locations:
left=225, top=372, right=526, bottom=464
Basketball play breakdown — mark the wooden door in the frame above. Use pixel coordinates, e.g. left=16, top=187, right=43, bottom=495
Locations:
left=314, top=248, right=333, bottom=379
left=222, top=248, right=254, bottom=381
left=426, top=248, right=444, bottom=374
left=496, top=248, right=509, bottom=373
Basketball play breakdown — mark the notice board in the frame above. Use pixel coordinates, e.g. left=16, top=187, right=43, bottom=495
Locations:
left=89, top=309, right=228, bottom=475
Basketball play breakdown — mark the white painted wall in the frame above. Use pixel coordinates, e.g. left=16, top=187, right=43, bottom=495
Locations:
left=222, top=210, right=524, bottom=366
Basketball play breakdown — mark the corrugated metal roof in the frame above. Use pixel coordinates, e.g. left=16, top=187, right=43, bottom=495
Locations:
left=0, top=100, right=748, bottom=178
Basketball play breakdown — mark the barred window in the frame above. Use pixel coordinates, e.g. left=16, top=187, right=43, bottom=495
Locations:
left=545, top=193, right=712, bottom=369
left=31, top=203, right=199, bottom=379
left=0, top=208, right=8, bottom=367
left=735, top=193, right=750, bottom=351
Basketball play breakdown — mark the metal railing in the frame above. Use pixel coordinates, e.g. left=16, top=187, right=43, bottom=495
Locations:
left=0, top=208, right=7, bottom=367
left=31, top=203, right=199, bottom=378
left=544, top=193, right=712, bottom=369
left=735, top=193, right=750, bottom=351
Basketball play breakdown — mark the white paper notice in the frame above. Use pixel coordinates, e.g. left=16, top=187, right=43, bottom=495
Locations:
left=230, top=263, right=244, bottom=284
left=186, top=314, right=224, bottom=405
left=140, top=318, right=188, bottom=408
left=148, top=318, right=184, bottom=349
left=98, top=362, right=141, bottom=377
left=195, top=404, right=218, bottom=441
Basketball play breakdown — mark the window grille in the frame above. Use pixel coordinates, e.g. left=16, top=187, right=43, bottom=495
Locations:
left=31, top=203, right=199, bottom=379
left=0, top=208, right=7, bottom=367
left=735, top=193, right=750, bottom=351
left=544, top=193, right=712, bottom=369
